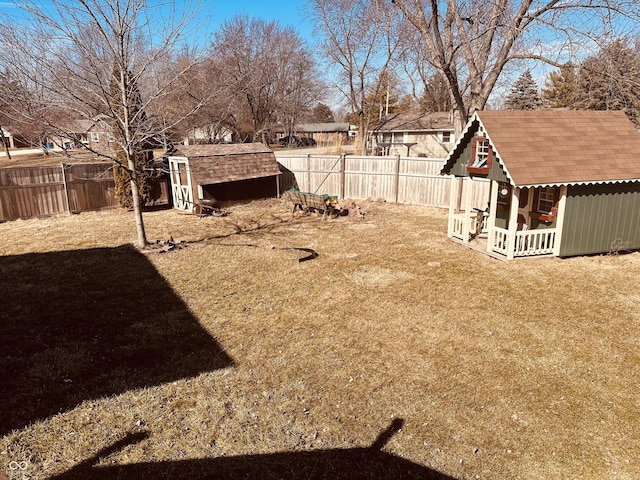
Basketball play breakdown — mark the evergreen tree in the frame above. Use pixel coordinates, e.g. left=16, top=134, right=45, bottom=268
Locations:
left=503, top=69, right=542, bottom=110
left=574, top=40, right=640, bottom=124
left=364, top=70, right=402, bottom=121
left=109, top=64, right=160, bottom=209
left=541, top=63, right=578, bottom=108
left=309, top=103, right=335, bottom=123
left=397, top=94, right=420, bottom=114
left=420, top=73, right=452, bottom=113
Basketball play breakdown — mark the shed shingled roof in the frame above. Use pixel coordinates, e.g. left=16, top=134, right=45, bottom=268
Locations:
left=169, top=143, right=281, bottom=185
left=474, top=110, right=640, bottom=186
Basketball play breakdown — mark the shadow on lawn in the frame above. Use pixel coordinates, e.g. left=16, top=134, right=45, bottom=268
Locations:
left=50, top=419, right=457, bottom=480
left=0, top=245, right=233, bottom=436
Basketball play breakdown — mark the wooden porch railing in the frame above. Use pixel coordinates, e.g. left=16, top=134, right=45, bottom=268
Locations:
left=451, top=212, right=487, bottom=240
left=491, top=226, right=556, bottom=257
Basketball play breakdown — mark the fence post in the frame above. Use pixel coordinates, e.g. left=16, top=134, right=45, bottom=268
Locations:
left=60, top=162, right=71, bottom=213
left=340, top=154, right=345, bottom=199
left=394, top=154, right=401, bottom=203
left=306, top=154, right=311, bottom=192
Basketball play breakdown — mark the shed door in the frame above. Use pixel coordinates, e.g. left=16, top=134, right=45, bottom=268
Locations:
left=168, top=157, right=194, bottom=212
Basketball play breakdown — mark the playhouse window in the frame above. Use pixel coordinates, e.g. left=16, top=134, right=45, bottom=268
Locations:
left=472, top=139, right=490, bottom=167
left=531, top=186, right=560, bottom=222
left=467, top=136, right=492, bottom=174
left=537, top=187, right=557, bottom=214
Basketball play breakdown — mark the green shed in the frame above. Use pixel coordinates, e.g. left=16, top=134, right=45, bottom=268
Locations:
left=441, top=110, right=640, bottom=260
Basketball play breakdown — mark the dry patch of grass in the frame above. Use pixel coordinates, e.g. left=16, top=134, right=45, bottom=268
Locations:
left=1, top=199, right=639, bottom=479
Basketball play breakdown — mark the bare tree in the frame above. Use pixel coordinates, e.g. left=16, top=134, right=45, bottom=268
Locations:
left=0, top=65, right=52, bottom=153
left=213, top=16, right=323, bottom=144
left=392, top=0, right=640, bottom=132
left=0, top=0, right=210, bottom=247
left=306, top=0, right=405, bottom=154
left=0, top=70, right=17, bottom=159
left=144, top=50, right=237, bottom=147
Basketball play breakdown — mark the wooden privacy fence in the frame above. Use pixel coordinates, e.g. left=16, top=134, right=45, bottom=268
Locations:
left=0, top=163, right=169, bottom=222
left=276, top=154, right=489, bottom=209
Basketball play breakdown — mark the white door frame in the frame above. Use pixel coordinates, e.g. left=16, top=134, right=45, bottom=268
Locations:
left=168, top=156, right=194, bottom=212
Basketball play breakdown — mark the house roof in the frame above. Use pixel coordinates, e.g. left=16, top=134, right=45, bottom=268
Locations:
left=296, top=123, right=352, bottom=133
left=57, top=115, right=112, bottom=134
left=444, top=110, right=640, bottom=187
left=371, top=112, right=454, bottom=133
left=169, top=142, right=281, bottom=185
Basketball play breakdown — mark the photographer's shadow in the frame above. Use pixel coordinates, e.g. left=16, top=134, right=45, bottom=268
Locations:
left=0, top=245, right=233, bottom=435
left=51, top=419, right=457, bottom=480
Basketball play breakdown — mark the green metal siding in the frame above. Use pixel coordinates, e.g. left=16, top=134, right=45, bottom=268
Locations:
left=448, top=128, right=475, bottom=177
left=560, top=183, right=640, bottom=256
left=488, top=159, right=509, bottom=183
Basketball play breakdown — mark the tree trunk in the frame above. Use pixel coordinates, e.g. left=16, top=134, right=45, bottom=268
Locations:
left=127, top=156, right=148, bottom=248
left=356, top=112, right=370, bottom=156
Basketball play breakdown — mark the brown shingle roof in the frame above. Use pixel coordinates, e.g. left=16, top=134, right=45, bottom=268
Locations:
left=476, top=110, right=640, bottom=186
left=170, top=143, right=281, bottom=185
left=296, top=123, right=351, bottom=133
left=372, top=112, right=453, bottom=132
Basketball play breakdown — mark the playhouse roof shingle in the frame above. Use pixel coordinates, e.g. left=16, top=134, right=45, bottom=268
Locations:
left=169, top=143, right=280, bottom=185
left=475, top=110, right=640, bottom=186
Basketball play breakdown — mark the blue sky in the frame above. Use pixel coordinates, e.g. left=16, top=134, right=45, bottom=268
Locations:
left=0, top=0, right=314, bottom=39
left=208, top=0, right=313, bottom=39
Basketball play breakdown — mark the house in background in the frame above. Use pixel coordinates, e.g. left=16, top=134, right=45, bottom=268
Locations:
left=296, top=123, right=356, bottom=145
left=369, top=112, right=455, bottom=157
left=0, top=127, right=16, bottom=149
left=80, top=116, right=115, bottom=153
left=183, top=124, right=234, bottom=145
left=441, top=109, right=640, bottom=260
left=275, top=123, right=356, bottom=146
left=44, top=116, right=115, bottom=152
left=167, top=143, right=283, bottom=212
